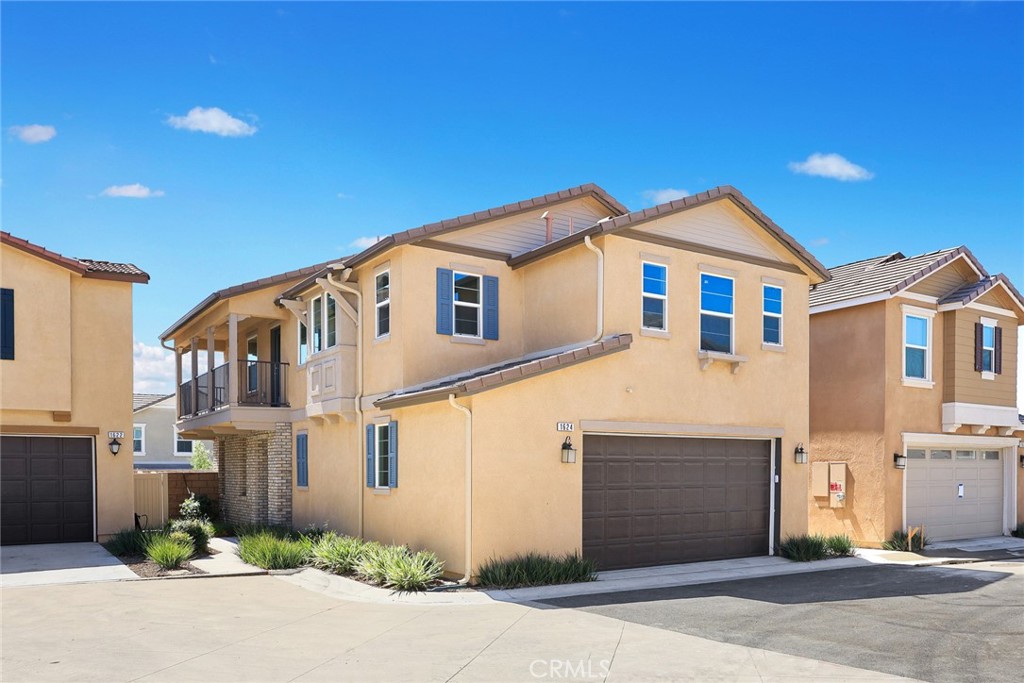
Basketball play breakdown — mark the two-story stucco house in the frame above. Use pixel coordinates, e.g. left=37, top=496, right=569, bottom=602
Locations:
left=132, top=393, right=214, bottom=470
left=1, top=231, right=149, bottom=544
left=808, top=247, right=1024, bottom=546
left=161, top=184, right=829, bottom=577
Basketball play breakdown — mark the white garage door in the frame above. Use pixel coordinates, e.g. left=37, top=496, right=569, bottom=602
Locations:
left=905, top=447, right=1004, bottom=541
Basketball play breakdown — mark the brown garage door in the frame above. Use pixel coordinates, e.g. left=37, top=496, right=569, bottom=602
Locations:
left=583, top=435, right=771, bottom=570
left=1, top=436, right=94, bottom=545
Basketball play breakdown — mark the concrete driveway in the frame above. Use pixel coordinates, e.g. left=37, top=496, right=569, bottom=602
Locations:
left=543, top=560, right=1024, bottom=683
left=0, top=543, right=135, bottom=587
left=0, top=573, right=912, bottom=682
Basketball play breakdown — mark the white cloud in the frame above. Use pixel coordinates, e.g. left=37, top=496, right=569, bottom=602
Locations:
left=349, top=236, right=382, bottom=250
left=810, top=237, right=830, bottom=247
left=133, top=341, right=175, bottom=393
left=337, top=192, right=353, bottom=200
left=642, top=187, right=689, bottom=205
left=9, top=124, right=57, bottom=144
left=788, top=153, right=874, bottom=181
left=100, top=183, right=165, bottom=198
left=166, top=106, right=257, bottom=137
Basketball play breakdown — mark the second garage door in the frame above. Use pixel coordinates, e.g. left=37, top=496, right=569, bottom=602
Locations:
left=583, top=435, right=771, bottom=570
left=905, top=447, right=1004, bottom=541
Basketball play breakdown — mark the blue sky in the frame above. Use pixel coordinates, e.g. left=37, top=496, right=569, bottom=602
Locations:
left=3, top=2, right=1022, bottom=394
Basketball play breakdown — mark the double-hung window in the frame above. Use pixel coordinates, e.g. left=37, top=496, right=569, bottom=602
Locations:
left=980, top=323, right=995, bottom=373
left=375, top=271, right=391, bottom=338
left=308, top=293, right=338, bottom=356
left=175, top=431, right=194, bottom=455
left=700, top=274, right=734, bottom=353
left=902, top=307, right=933, bottom=383
left=312, top=297, right=323, bottom=353
left=641, top=262, right=667, bottom=331
left=297, top=321, right=308, bottom=365
left=366, top=422, right=398, bottom=489
left=762, top=285, right=783, bottom=346
left=453, top=272, right=481, bottom=338
left=133, top=425, right=145, bottom=455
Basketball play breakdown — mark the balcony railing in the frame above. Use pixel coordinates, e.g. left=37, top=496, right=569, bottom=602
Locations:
left=178, top=360, right=288, bottom=418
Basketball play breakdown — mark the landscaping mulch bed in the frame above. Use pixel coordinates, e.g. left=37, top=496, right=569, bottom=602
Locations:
left=116, top=551, right=215, bottom=578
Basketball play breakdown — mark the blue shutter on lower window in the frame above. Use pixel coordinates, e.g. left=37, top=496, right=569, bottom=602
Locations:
left=388, top=421, right=398, bottom=488
left=483, top=276, right=499, bottom=340
left=0, top=288, right=14, bottom=360
left=296, top=434, right=308, bottom=487
left=436, top=268, right=453, bottom=335
left=365, top=424, right=375, bottom=488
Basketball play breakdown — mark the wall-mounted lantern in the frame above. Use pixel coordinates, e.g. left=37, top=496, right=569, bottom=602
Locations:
left=794, top=443, right=807, bottom=464
left=561, top=436, right=577, bottom=464
left=108, top=437, right=122, bottom=456
left=1019, top=453, right=1024, bottom=469
left=893, top=452, right=907, bottom=470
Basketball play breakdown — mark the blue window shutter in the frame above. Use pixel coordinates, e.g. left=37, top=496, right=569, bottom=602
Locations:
left=296, top=434, right=308, bottom=487
left=365, top=424, right=375, bottom=488
left=483, top=276, right=499, bottom=340
left=436, top=268, right=453, bottom=335
left=0, top=288, right=13, bottom=360
left=388, top=421, right=398, bottom=488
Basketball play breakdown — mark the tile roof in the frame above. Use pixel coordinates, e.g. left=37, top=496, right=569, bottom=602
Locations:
left=937, top=273, right=1024, bottom=313
left=133, top=393, right=173, bottom=411
left=374, top=334, right=633, bottom=409
left=1, top=231, right=150, bottom=283
left=808, top=246, right=986, bottom=309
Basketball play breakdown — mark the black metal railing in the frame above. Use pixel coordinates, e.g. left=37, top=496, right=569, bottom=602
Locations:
left=238, top=360, right=289, bottom=407
left=178, top=362, right=234, bottom=418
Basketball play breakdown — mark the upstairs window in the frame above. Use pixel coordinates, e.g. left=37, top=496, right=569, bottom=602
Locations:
left=763, top=285, right=783, bottom=346
left=375, top=271, right=391, bottom=338
left=903, top=314, right=930, bottom=380
left=700, top=274, right=734, bottom=353
left=975, top=320, right=1001, bottom=375
left=133, top=425, right=145, bottom=455
left=453, top=272, right=481, bottom=337
left=326, top=294, right=337, bottom=348
left=309, top=293, right=338, bottom=356
left=0, top=288, right=13, bottom=360
left=298, top=321, right=308, bottom=365
left=312, top=297, right=323, bottom=353
left=246, top=335, right=259, bottom=392
left=436, top=269, right=498, bottom=340
left=641, top=262, right=667, bottom=331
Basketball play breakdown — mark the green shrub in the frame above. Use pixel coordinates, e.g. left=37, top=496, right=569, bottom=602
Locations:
left=824, top=534, right=855, bottom=557
left=170, top=518, right=214, bottom=553
left=179, top=493, right=215, bottom=520
left=476, top=552, right=597, bottom=588
left=190, top=442, right=215, bottom=470
left=780, top=534, right=829, bottom=561
left=882, top=530, right=928, bottom=552
left=382, top=550, right=445, bottom=591
left=1011, top=523, right=1024, bottom=539
left=237, top=530, right=310, bottom=570
left=355, top=542, right=405, bottom=585
left=310, top=532, right=366, bottom=574
left=145, top=533, right=194, bottom=569
left=104, top=528, right=149, bottom=556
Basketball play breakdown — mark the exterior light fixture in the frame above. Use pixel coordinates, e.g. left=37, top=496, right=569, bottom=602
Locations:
left=108, top=437, right=122, bottom=456
left=1019, top=453, right=1024, bottom=469
left=794, top=443, right=807, bottom=464
left=561, top=436, right=577, bottom=464
left=893, top=452, right=907, bottom=470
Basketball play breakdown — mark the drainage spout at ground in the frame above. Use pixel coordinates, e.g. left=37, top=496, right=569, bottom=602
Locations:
left=448, top=394, right=473, bottom=584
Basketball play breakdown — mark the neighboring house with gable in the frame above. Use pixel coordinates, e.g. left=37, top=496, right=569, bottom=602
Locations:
left=132, top=393, right=214, bottom=470
left=808, top=247, right=1023, bottom=546
left=0, top=231, right=148, bottom=544
left=160, top=184, right=829, bottom=578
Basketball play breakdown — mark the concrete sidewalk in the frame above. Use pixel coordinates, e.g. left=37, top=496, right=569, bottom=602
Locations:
left=0, top=574, right=914, bottom=682
left=189, top=537, right=264, bottom=576
left=0, top=543, right=136, bottom=587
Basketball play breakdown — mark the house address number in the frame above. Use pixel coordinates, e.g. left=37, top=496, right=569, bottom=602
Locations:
left=108, top=431, right=125, bottom=439
left=556, top=422, right=574, bottom=432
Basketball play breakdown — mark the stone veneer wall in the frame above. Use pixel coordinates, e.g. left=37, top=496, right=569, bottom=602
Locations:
left=215, top=422, right=292, bottom=527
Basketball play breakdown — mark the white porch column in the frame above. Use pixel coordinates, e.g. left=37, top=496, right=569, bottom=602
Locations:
left=228, top=313, right=239, bottom=406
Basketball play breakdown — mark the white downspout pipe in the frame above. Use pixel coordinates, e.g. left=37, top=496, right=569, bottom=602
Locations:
left=584, top=235, right=604, bottom=343
left=448, top=393, right=473, bottom=584
left=326, top=267, right=365, bottom=537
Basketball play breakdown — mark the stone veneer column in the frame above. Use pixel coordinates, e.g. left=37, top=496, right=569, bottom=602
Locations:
left=266, top=422, right=293, bottom=528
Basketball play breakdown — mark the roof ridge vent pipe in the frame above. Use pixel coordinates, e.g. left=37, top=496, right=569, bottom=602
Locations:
left=584, top=235, right=604, bottom=343
left=448, top=394, right=473, bottom=585
left=541, top=211, right=553, bottom=243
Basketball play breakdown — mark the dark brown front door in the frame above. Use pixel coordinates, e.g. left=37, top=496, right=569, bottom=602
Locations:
left=583, top=435, right=771, bottom=570
left=1, top=436, right=94, bottom=545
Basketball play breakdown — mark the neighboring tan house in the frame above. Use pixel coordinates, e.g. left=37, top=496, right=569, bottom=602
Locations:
left=0, top=231, right=148, bottom=544
left=161, top=184, right=829, bottom=577
left=132, top=393, right=214, bottom=470
left=808, top=247, right=1023, bottom=546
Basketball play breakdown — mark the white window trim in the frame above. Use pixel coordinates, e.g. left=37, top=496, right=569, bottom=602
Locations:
left=374, top=423, right=390, bottom=490
left=452, top=271, right=482, bottom=339
left=308, top=292, right=339, bottom=358
left=173, top=429, right=194, bottom=457
left=699, top=272, right=735, bottom=355
left=133, top=424, right=146, bottom=456
left=762, top=284, right=784, bottom=347
left=901, top=305, right=935, bottom=387
left=641, top=261, right=668, bottom=332
left=980, top=316, right=997, bottom=377
left=375, top=270, right=391, bottom=340
left=297, top=319, right=308, bottom=367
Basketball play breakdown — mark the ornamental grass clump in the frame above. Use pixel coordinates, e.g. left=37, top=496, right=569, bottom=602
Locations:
left=882, top=530, right=928, bottom=552
left=355, top=542, right=405, bottom=585
left=381, top=550, right=445, bottom=591
left=310, top=532, right=366, bottom=574
left=476, top=552, right=597, bottom=589
left=824, top=534, right=855, bottom=557
left=103, top=528, right=149, bottom=557
left=779, top=534, right=830, bottom=562
left=145, top=533, right=194, bottom=569
left=236, top=529, right=311, bottom=570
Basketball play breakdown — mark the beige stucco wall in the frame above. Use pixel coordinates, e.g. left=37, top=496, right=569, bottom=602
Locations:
left=0, top=242, right=138, bottom=540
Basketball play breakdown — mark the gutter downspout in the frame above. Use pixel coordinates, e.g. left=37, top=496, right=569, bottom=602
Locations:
left=325, top=267, right=365, bottom=537
left=448, top=393, right=473, bottom=584
left=584, top=235, right=604, bottom=343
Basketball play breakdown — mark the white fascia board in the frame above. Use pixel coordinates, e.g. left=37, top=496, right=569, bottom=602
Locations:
left=809, top=292, right=890, bottom=315
left=942, top=402, right=1020, bottom=429
left=902, top=431, right=1021, bottom=448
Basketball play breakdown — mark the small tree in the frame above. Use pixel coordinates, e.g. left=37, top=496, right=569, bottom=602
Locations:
left=190, top=442, right=214, bottom=470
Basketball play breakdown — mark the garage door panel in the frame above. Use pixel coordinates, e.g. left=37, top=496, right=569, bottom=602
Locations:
left=30, top=480, right=61, bottom=500
left=682, top=512, right=704, bottom=533
left=605, top=490, right=632, bottom=513
left=1, top=455, right=28, bottom=477
left=705, top=487, right=726, bottom=509
left=658, top=514, right=682, bottom=535
left=63, top=458, right=92, bottom=478
left=606, top=462, right=631, bottom=485
left=705, top=511, right=727, bottom=533
left=31, top=458, right=60, bottom=477
left=634, top=461, right=658, bottom=483
left=906, top=446, right=1004, bottom=541
left=657, top=488, right=682, bottom=509
left=63, top=479, right=92, bottom=500
left=682, top=488, right=704, bottom=511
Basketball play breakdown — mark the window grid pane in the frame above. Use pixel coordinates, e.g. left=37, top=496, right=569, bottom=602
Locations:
left=453, top=272, right=481, bottom=337
left=326, top=295, right=337, bottom=348
left=700, top=275, right=733, bottom=352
